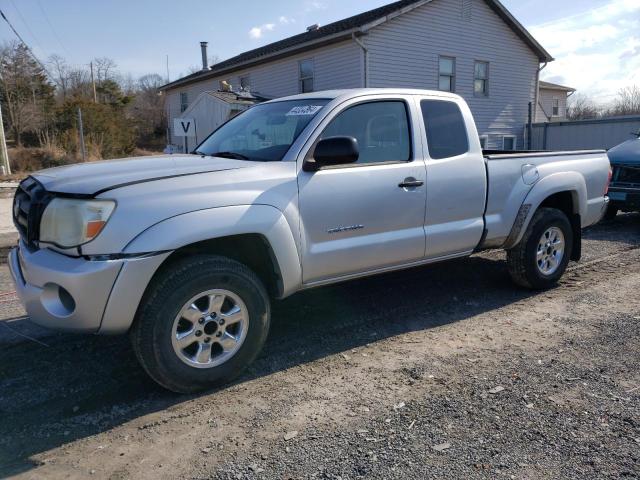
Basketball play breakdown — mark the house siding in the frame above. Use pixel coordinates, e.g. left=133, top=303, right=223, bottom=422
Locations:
left=536, top=87, right=568, bottom=122
left=165, top=0, right=543, bottom=149
left=166, top=41, right=363, bottom=144
left=365, top=0, right=539, bottom=149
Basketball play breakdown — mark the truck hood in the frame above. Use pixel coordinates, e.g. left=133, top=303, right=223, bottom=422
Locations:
left=31, top=154, right=250, bottom=195
left=608, top=137, right=640, bottom=165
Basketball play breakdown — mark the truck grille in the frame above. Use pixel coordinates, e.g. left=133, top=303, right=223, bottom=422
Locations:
left=613, top=165, right=640, bottom=187
left=12, top=177, right=52, bottom=249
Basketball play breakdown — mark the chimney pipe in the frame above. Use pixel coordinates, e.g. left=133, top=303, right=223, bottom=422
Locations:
left=200, top=41, right=209, bottom=70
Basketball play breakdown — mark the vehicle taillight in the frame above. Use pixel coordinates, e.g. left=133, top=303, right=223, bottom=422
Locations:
left=604, top=166, right=613, bottom=195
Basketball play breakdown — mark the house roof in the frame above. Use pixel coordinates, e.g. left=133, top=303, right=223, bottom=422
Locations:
left=204, top=90, right=268, bottom=105
left=539, top=80, right=576, bottom=92
left=160, top=0, right=553, bottom=91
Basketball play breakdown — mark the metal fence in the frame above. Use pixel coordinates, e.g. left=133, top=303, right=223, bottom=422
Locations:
left=530, top=115, right=640, bottom=151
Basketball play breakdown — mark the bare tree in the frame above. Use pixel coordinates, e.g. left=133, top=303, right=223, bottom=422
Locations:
left=128, top=73, right=166, bottom=144
left=47, top=54, right=70, bottom=100
left=93, top=57, right=117, bottom=85
left=566, top=93, right=602, bottom=120
left=609, top=85, right=640, bottom=116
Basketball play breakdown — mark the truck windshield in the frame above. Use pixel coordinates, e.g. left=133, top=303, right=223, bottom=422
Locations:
left=194, top=99, right=330, bottom=161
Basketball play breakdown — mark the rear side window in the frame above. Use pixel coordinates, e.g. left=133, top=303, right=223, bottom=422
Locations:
left=320, top=101, right=411, bottom=164
left=420, top=100, right=469, bottom=159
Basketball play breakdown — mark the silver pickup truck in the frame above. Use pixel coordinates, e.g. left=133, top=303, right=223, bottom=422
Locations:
left=9, top=89, right=610, bottom=392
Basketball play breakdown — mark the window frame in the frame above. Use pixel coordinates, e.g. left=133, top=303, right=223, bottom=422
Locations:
left=239, top=75, right=251, bottom=91
left=307, top=98, right=415, bottom=169
left=420, top=98, right=470, bottom=160
left=552, top=97, right=560, bottom=117
left=438, top=56, right=456, bottom=93
left=473, top=60, right=489, bottom=97
left=502, top=135, right=516, bottom=151
left=180, top=92, right=188, bottom=113
left=299, top=58, right=314, bottom=93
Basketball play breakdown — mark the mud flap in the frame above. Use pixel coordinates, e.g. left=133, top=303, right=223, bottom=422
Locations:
left=570, top=214, right=581, bottom=261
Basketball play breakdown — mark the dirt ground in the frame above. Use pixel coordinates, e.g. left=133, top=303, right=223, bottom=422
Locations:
left=0, top=214, right=639, bottom=479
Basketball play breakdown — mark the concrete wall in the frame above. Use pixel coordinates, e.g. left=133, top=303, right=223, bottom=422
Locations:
left=531, top=116, right=640, bottom=151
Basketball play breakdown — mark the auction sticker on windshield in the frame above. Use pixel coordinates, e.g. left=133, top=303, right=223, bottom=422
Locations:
left=286, top=105, right=324, bottom=116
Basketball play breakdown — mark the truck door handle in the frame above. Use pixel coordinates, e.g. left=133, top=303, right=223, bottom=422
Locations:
left=398, top=178, right=424, bottom=188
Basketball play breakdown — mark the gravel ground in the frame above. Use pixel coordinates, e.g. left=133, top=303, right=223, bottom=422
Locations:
left=0, top=214, right=639, bottom=479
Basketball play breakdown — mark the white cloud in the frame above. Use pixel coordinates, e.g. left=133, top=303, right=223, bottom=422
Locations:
left=248, top=23, right=276, bottom=39
left=306, top=1, right=326, bottom=11
left=530, top=0, right=640, bottom=104
left=279, top=16, right=295, bottom=24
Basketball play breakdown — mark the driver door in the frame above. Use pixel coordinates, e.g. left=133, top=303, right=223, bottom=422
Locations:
left=297, top=96, right=427, bottom=284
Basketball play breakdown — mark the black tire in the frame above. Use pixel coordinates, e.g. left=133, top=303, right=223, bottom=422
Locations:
left=130, top=255, right=270, bottom=393
left=602, top=204, right=618, bottom=221
left=506, top=208, right=573, bottom=289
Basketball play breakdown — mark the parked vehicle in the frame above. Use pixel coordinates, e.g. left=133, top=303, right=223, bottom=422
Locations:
left=9, top=89, right=611, bottom=392
left=603, top=131, right=640, bottom=219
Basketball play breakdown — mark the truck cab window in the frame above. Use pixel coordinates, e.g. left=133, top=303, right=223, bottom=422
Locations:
left=420, top=99, right=469, bottom=159
left=319, top=101, right=411, bottom=164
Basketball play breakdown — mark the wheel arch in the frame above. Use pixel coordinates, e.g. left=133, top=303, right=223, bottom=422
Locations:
left=124, top=204, right=302, bottom=299
left=504, top=172, right=587, bottom=261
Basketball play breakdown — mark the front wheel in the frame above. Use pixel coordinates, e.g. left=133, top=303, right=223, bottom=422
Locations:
left=507, top=208, right=573, bottom=289
left=130, top=255, right=270, bottom=393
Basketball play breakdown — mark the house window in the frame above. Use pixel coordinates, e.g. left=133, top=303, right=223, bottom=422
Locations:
left=438, top=56, right=455, bottom=92
left=479, top=135, right=488, bottom=149
left=240, top=75, right=251, bottom=91
left=474, top=61, right=489, bottom=96
left=502, top=135, right=516, bottom=151
left=552, top=98, right=560, bottom=116
left=180, top=92, right=188, bottom=112
left=299, top=59, right=314, bottom=93
left=420, top=99, right=469, bottom=159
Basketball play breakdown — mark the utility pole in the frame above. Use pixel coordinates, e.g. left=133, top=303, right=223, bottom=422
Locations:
left=166, top=54, right=170, bottom=83
left=77, top=107, right=86, bottom=161
left=0, top=104, right=10, bottom=175
left=90, top=61, right=97, bottom=103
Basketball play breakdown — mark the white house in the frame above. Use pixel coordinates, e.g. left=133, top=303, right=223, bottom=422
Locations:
left=160, top=0, right=553, bottom=150
left=536, top=80, right=576, bottom=122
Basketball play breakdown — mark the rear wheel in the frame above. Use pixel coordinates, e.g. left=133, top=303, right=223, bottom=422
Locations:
left=507, top=208, right=573, bottom=289
left=130, top=255, right=270, bottom=393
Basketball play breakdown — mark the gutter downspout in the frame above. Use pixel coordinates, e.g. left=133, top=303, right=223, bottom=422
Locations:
left=534, top=61, right=547, bottom=123
left=352, top=32, right=368, bottom=88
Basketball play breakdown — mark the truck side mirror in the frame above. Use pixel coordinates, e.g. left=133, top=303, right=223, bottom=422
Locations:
left=304, top=136, right=359, bottom=171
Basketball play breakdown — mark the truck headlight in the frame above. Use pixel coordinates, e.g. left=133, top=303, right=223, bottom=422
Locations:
left=40, top=198, right=116, bottom=248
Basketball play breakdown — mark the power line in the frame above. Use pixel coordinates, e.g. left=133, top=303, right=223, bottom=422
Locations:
left=35, top=0, right=69, bottom=56
left=8, top=0, right=46, bottom=56
left=0, top=8, right=61, bottom=88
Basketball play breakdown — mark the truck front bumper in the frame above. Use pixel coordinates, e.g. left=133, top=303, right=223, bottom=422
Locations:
left=8, top=241, right=170, bottom=334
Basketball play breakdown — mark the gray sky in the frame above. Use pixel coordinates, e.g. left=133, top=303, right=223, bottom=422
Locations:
left=0, top=0, right=637, bottom=103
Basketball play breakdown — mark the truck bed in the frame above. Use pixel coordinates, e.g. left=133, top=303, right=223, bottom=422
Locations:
left=480, top=149, right=610, bottom=249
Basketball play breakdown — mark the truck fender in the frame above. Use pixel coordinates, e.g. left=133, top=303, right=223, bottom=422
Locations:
left=123, top=204, right=302, bottom=297
left=504, top=172, right=587, bottom=249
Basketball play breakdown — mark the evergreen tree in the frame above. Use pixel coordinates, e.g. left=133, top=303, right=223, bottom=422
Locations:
left=0, top=42, right=55, bottom=146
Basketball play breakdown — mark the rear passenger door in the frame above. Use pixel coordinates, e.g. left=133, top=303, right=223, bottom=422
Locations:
left=418, top=98, right=487, bottom=258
